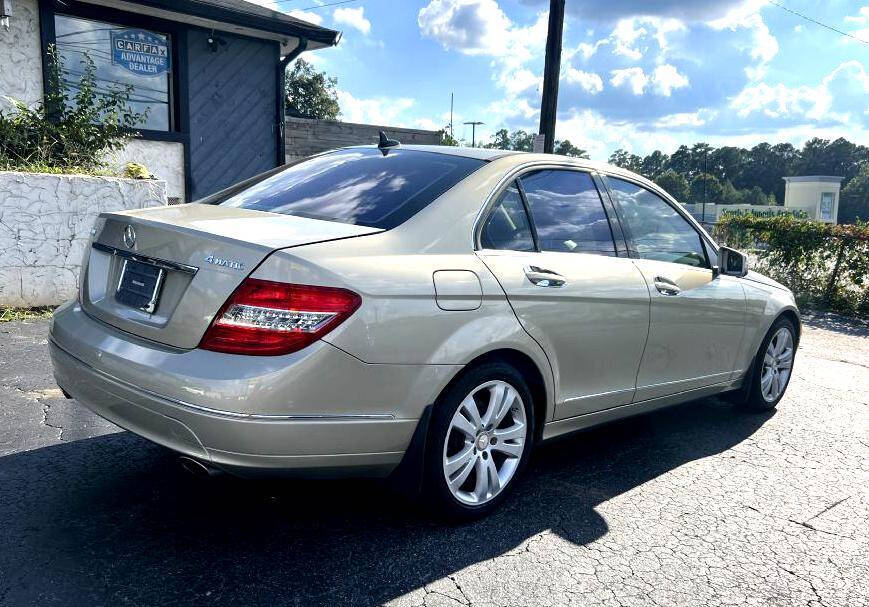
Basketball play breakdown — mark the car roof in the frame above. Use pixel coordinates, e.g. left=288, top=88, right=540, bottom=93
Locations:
left=336, top=144, right=652, bottom=187
left=339, top=144, right=520, bottom=161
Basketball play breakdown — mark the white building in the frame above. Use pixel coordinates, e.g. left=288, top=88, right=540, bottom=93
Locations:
left=782, top=176, right=843, bottom=224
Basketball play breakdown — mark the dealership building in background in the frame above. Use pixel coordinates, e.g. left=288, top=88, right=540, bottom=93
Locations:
left=1, top=0, right=342, bottom=202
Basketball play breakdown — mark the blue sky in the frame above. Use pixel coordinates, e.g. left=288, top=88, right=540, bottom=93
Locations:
left=257, top=0, right=869, bottom=160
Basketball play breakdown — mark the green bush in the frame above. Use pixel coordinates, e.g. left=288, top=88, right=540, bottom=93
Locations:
left=0, top=46, right=146, bottom=173
left=715, top=214, right=869, bottom=317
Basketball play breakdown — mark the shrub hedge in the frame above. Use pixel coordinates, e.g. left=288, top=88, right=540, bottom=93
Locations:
left=715, top=214, right=869, bottom=317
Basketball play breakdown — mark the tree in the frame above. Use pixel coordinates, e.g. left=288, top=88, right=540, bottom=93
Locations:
left=654, top=170, right=689, bottom=201
left=708, top=146, right=745, bottom=184
left=839, top=165, right=869, bottom=224
left=485, top=129, right=533, bottom=152
left=689, top=173, right=723, bottom=205
left=554, top=139, right=589, bottom=158
left=284, top=59, right=340, bottom=120
left=608, top=149, right=642, bottom=173
left=441, top=127, right=460, bottom=146
left=641, top=150, right=669, bottom=179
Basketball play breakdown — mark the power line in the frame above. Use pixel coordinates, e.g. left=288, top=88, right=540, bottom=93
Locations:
left=264, top=0, right=363, bottom=9
left=298, top=0, right=363, bottom=9
left=765, top=0, right=869, bottom=46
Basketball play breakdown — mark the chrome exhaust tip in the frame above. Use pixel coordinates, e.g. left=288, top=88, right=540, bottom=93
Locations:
left=178, top=456, right=221, bottom=478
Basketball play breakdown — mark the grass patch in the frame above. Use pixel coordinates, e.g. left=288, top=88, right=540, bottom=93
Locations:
left=0, top=306, right=55, bottom=323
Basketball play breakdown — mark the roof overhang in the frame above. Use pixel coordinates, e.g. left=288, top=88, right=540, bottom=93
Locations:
left=76, top=0, right=340, bottom=51
left=782, top=176, right=844, bottom=183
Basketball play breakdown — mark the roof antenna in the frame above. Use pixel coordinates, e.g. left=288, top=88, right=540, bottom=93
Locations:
left=378, top=131, right=400, bottom=155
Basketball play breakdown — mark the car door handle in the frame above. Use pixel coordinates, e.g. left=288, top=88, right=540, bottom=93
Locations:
left=653, top=276, right=682, bottom=296
left=524, top=266, right=566, bottom=287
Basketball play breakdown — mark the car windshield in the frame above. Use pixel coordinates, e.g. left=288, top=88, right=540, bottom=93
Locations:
left=218, top=148, right=486, bottom=229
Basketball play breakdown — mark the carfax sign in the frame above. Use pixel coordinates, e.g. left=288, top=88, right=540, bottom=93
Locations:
left=111, top=29, right=170, bottom=77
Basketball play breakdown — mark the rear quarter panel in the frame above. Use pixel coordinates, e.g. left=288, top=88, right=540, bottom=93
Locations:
left=250, top=166, right=557, bottom=420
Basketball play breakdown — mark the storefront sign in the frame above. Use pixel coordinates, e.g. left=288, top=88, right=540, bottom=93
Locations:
left=111, top=29, right=170, bottom=77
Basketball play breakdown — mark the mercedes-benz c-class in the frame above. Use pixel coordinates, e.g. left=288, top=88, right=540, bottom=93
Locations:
left=50, top=142, right=799, bottom=518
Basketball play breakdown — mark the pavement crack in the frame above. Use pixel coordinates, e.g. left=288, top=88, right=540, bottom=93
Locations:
left=447, top=575, right=471, bottom=606
left=778, top=565, right=827, bottom=607
left=804, top=496, right=851, bottom=524
left=40, top=401, right=64, bottom=441
left=787, top=518, right=855, bottom=541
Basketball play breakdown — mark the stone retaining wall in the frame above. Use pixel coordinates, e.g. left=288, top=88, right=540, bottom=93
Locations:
left=0, top=172, right=167, bottom=307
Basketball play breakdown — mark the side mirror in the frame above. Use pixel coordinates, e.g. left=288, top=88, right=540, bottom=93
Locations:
left=718, top=246, right=748, bottom=278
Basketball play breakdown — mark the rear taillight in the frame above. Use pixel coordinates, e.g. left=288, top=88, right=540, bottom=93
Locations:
left=199, top=278, right=361, bottom=355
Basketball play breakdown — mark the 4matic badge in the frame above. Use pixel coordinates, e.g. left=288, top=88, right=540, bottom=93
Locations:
left=204, top=254, right=245, bottom=271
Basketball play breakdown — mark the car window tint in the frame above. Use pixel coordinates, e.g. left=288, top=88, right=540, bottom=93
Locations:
left=519, top=170, right=615, bottom=256
left=607, top=177, right=708, bottom=268
left=480, top=182, right=535, bottom=251
left=219, top=148, right=485, bottom=229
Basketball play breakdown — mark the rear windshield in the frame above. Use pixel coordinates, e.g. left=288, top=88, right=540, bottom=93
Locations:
left=219, top=148, right=486, bottom=229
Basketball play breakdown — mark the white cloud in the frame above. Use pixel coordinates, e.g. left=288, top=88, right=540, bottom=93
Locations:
left=288, top=10, right=323, bottom=26
left=651, top=64, right=689, bottom=96
left=418, top=0, right=514, bottom=55
left=707, top=3, right=778, bottom=80
left=418, top=0, right=549, bottom=111
left=730, top=61, right=869, bottom=123
left=334, top=6, right=371, bottom=35
left=564, top=68, right=604, bottom=94
left=654, top=110, right=712, bottom=128
left=610, top=67, right=648, bottom=95
left=608, top=65, right=687, bottom=97
left=610, top=19, right=647, bottom=59
left=336, top=90, right=415, bottom=126
left=844, top=6, right=869, bottom=24
left=414, top=117, right=443, bottom=131
left=844, top=8, right=869, bottom=43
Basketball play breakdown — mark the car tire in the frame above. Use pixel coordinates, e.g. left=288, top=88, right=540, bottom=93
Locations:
left=740, top=316, right=798, bottom=412
left=423, top=362, right=535, bottom=521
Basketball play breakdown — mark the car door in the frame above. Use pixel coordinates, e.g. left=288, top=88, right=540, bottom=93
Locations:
left=604, top=176, right=747, bottom=401
left=477, top=169, right=651, bottom=419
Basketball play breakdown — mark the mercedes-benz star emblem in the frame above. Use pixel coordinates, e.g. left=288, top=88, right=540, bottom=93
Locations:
left=123, top=225, right=137, bottom=249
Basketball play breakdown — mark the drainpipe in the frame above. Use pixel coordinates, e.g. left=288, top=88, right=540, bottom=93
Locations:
left=276, top=38, right=308, bottom=166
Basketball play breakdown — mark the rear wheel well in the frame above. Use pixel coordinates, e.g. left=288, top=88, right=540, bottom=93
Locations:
left=436, top=349, right=548, bottom=442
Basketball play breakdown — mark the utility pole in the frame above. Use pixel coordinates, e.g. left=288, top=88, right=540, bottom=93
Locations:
left=702, top=149, right=708, bottom=225
left=464, top=121, right=484, bottom=147
left=450, top=93, right=454, bottom=140
left=539, top=0, right=565, bottom=154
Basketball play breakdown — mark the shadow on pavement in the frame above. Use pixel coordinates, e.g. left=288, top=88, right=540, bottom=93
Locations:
left=0, top=397, right=771, bottom=606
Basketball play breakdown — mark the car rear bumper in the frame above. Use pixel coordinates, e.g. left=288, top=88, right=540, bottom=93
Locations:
left=49, top=302, right=458, bottom=476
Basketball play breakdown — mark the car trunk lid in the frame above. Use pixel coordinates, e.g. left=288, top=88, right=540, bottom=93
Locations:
left=81, top=204, right=381, bottom=349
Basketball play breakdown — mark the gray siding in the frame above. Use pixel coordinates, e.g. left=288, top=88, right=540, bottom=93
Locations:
left=285, top=117, right=442, bottom=160
left=187, top=29, right=278, bottom=199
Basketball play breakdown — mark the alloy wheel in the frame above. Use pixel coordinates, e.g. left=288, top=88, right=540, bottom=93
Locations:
left=442, top=380, right=527, bottom=506
left=760, top=327, right=793, bottom=402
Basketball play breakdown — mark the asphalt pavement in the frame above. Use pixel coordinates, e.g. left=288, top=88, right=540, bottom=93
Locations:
left=0, top=315, right=867, bottom=607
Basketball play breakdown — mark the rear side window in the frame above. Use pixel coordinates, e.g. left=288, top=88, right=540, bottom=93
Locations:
left=607, top=177, right=709, bottom=268
left=520, top=170, right=616, bottom=256
left=219, top=148, right=485, bottom=229
left=480, top=182, right=535, bottom=251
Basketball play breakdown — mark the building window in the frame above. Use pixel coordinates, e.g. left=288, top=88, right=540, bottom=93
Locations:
left=54, top=14, right=172, bottom=131
left=820, top=192, right=834, bottom=220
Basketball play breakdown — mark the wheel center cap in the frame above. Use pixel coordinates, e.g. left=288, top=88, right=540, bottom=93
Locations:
left=476, top=433, right=490, bottom=450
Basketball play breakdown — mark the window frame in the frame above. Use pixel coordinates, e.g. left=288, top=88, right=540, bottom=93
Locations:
left=600, top=172, right=717, bottom=270
left=475, top=164, right=626, bottom=257
left=819, top=192, right=834, bottom=221
left=40, top=0, right=187, bottom=142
